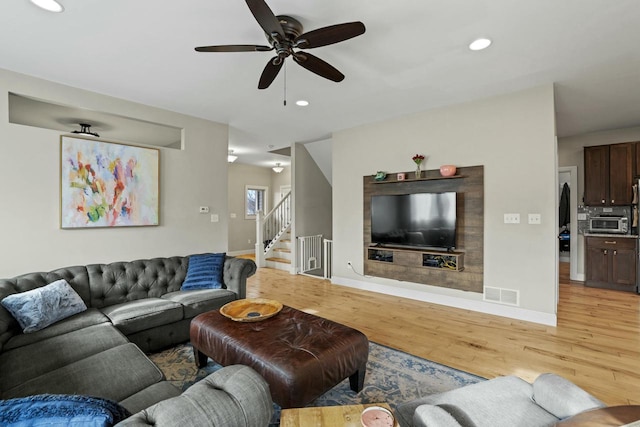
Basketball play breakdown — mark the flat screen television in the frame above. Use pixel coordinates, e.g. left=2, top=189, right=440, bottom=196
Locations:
left=371, top=192, right=457, bottom=250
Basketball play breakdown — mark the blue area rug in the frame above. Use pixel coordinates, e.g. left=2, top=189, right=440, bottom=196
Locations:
left=149, top=342, right=484, bottom=425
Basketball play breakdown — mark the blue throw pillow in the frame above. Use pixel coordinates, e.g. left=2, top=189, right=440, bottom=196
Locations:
left=1, top=279, right=87, bottom=333
left=0, top=394, right=130, bottom=427
left=181, top=253, right=226, bottom=291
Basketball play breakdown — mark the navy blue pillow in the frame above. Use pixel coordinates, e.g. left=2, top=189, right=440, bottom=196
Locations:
left=0, top=394, right=130, bottom=427
left=181, top=253, right=226, bottom=290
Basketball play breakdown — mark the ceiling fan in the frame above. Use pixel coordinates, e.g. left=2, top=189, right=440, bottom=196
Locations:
left=195, top=0, right=366, bottom=89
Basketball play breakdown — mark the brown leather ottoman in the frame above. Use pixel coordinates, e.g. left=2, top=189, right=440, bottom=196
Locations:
left=190, top=305, right=369, bottom=408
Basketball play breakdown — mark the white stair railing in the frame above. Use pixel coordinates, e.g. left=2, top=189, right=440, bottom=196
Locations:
left=255, top=191, right=291, bottom=267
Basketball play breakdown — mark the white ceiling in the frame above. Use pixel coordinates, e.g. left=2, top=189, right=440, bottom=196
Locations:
left=1, top=1, right=640, bottom=167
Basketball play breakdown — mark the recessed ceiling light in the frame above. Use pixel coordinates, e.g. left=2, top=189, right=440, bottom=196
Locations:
left=469, top=38, right=492, bottom=51
left=296, top=100, right=309, bottom=107
left=30, top=0, right=64, bottom=12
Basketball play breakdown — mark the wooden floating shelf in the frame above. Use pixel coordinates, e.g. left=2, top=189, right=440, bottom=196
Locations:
left=372, top=175, right=466, bottom=184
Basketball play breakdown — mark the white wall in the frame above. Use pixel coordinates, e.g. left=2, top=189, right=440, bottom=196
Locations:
left=293, top=143, right=332, bottom=240
left=304, top=138, right=332, bottom=185
left=0, top=68, right=229, bottom=277
left=557, top=125, right=640, bottom=278
left=332, top=85, right=558, bottom=323
left=227, top=163, right=275, bottom=253
left=271, top=165, right=292, bottom=205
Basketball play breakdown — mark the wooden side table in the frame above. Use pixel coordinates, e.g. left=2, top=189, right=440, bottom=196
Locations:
left=280, top=403, right=399, bottom=427
left=555, top=405, right=640, bottom=426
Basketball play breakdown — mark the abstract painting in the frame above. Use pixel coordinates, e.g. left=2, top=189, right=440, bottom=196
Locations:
left=60, top=136, right=159, bottom=228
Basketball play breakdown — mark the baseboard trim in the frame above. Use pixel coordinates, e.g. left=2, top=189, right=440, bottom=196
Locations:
left=332, top=276, right=557, bottom=326
left=227, top=250, right=254, bottom=256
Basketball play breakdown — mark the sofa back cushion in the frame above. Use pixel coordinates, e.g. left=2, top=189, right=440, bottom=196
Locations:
left=87, top=257, right=188, bottom=309
left=0, top=266, right=89, bottom=352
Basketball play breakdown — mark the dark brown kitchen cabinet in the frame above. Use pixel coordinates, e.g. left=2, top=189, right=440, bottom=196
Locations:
left=585, top=236, right=637, bottom=292
left=583, top=143, right=633, bottom=206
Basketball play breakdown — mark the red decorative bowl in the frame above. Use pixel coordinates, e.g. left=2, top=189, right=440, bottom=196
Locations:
left=439, top=165, right=457, bottom=177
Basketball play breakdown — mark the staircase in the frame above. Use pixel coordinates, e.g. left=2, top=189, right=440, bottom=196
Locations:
left=255, top=191, right=292, bottom=271
left=266, top=230, right=292, bottom=270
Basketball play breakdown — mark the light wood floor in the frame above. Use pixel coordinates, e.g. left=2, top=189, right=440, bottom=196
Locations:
left=245, top=261, right=640, bottom=405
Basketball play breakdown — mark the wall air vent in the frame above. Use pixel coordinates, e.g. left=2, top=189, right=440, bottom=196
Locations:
left=484, top=286, right=520, bottom=306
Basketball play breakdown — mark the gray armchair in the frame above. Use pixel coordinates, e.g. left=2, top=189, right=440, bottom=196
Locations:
left=395, top=373, right=606, bottom=427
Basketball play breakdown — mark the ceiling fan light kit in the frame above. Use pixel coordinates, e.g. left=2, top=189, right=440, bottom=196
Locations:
left=195, top=0, right=365, bottom=89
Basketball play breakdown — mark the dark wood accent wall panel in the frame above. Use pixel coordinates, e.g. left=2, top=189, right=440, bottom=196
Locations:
left=363, top=165, right=484, bottom=293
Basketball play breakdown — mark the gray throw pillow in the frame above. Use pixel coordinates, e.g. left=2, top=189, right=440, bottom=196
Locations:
left=1, top=279, right=87, bottom=333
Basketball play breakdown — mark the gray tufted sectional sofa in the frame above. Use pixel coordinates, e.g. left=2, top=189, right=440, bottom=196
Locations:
left=0, top=254, right=274, bottom=426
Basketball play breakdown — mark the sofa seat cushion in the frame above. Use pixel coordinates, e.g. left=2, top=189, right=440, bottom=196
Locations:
left=3, top=308, right=110, bottom=351
left=119, top=382, right=181, bottom=415
left=3, top=343, right=164, bottom=401
left=0, top=323, right=129, bottom=396
left=161, top=289, right=236, bottom=318
left=100, top=298, right=184, bottom=335
left=396, top=376, right=559, bottom=427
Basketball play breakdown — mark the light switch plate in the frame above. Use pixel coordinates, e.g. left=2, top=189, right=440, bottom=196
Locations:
left=528, top=213, right=541, bottom=224
left=504, top=213, right=520, bottom=224
left=210, top=214, right=219, bottom=222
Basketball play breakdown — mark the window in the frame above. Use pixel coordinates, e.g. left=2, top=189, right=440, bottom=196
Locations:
left=245, top=185, right=269, bottom=219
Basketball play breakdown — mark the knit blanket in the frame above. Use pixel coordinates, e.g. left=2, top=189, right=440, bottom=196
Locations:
left=0, top=394, right=130, bottom=426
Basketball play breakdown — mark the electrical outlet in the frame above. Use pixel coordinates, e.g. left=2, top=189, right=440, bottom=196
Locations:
left=504, top=213, right=520, bottom=224
left=248, top=239, right=252, bottom=244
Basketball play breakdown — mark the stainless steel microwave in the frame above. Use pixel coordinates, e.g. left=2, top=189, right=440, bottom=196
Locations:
left=589, top=216, right=628, bottom=234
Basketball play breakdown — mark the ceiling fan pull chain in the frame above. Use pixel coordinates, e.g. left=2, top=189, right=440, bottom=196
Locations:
left=283, top=61, right=287, bottom=106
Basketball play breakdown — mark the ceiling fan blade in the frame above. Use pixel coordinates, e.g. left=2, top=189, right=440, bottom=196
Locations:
left=295, top=22, right=365, bottom=49
left=293, top=52, right=345, bottom=83
left=258, top=57, right=284, bottom=89
left=246, top=0, right=285, bottom=39
left=195, top=45, right=273, bottom=53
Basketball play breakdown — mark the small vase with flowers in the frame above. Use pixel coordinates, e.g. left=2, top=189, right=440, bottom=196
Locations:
left=412, top=154, right=425, bottom=179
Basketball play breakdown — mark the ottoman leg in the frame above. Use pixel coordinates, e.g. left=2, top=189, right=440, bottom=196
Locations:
left=349, top=363, right=367, bottom=392
left=194, top=347, right=209, bottom=368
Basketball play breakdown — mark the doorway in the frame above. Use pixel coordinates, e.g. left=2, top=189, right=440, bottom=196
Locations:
left=558, top=166, right=578, bottom=281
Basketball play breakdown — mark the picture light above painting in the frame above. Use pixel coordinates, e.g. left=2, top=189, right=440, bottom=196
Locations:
left=60, top=136, right=160, bottom=229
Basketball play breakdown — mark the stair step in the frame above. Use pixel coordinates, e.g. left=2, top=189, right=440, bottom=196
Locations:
left=274, top=248, right=291, bottom=253
left=266, top=257, right=291, bottom=264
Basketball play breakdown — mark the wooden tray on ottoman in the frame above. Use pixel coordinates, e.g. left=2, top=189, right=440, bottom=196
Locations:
left=219, top=298, right=283, bottom=322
